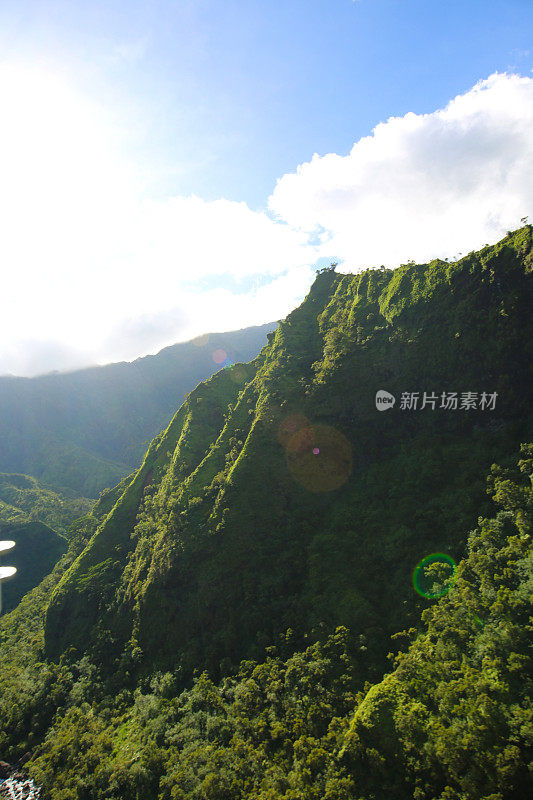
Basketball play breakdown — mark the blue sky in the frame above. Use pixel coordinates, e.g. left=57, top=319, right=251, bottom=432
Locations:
left=0, top=0, right=532, bottom=373
left=4, top=0, right=531, bottom=205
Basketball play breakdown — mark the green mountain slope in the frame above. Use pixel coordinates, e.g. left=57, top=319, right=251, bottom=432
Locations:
left=0, top=323, right=277, bottom=496
left=338, top=445, right=533, bottom=800
left=3, top=445, right=530, bottom=800
left=0, top=227, right=531, bottom=799
left=44, top=227, right=533, bottom=680
left=0, top=473, right=93, bottom=533
left=0, top=473, right=93, bottom=612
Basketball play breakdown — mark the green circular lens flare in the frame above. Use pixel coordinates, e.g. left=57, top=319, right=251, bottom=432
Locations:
left=413, top=553, right=457, bottom=599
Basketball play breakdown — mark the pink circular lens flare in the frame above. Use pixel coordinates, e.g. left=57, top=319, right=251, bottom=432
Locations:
left=212, top=348, right=227, bottom=364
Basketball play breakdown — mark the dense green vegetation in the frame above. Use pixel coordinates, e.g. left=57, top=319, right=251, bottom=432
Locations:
left=0, top=473, right=92, bottom=533
left=45, top=227, right=533, bottom=676
left=1, top=447, right=531, bottom=799
left=0, top=323, right=276, bottom=496
left=0, top=228, right=531, bottom=798
left=0, top=473, right=93, bottom=611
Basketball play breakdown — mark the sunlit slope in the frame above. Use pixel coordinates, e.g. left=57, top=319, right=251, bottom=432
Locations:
left=45, top=228, right=533, bottom=674
left=0, top=472, right=92, bottom=533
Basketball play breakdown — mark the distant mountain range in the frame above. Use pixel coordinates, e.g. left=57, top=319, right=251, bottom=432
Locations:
left=0, top=323, right=277, bottom=496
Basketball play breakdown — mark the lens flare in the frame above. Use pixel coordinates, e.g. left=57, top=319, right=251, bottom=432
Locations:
left=277, top=413, right=311, bottom=447
left=286, top=424, right=352, bottom=492
left=212, top=348, right=227, bottom=364
left=413, top=553, right=457, bottom=599
left=286, top=424, right=315, bottom=454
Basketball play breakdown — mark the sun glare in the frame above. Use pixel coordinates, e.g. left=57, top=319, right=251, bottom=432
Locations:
left=0, top=64, right=139, bottom=360
left=0, top=64, right=124, bottom=209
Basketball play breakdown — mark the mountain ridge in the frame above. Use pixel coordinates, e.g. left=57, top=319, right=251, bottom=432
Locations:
left=44, top=227, right=532, bottom=677
left=0, top=322, right=277, bottom=496
left=0, top=227, right=531, bottom=800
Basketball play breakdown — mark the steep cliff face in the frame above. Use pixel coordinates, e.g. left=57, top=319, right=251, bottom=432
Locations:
left=45, top=228, right=533, bottom=677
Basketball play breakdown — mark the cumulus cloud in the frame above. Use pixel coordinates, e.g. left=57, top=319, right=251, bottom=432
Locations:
left=0, top=68, right=532, bottom=375
left=269, top=72, right=533, bottom=268
left=98, top=266, right=312, bottom=365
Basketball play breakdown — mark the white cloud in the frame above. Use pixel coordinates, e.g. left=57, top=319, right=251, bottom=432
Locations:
left=0, top=64, right=317, bottom=375
left=269, top=72, right=533, bottom=268
left=0, top=68, right=532, bottom=375
left=99, top=266, right=313, bottom=365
